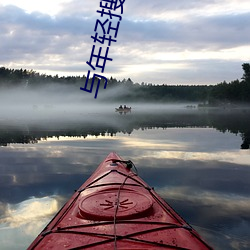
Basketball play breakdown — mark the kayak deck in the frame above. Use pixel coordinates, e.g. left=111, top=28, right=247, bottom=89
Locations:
left=28, top=152, right=213, bottom=249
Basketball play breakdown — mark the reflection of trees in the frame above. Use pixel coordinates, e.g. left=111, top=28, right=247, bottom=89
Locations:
left=0, top=131, right=38, bottom=146
left=0, top=109, right=250, bottom=149
left=241, top=134, right=250, bottom=149
left=201, top=109, right=250, bottom=149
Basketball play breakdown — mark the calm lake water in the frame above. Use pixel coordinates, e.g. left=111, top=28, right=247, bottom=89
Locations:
left=0, top=104, right=250, bottom=249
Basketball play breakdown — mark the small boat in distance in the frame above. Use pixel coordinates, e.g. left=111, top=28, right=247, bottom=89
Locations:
left=28, top=152, right=213, bottom=249
left=115, top=105, right=132, bottom=113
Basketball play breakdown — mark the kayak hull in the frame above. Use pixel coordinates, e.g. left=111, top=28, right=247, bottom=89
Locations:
left=28, top=152, right=213, bottom=249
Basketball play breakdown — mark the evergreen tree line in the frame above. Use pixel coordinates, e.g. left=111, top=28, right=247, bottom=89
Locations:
left=208, top=63, right=250, bottom=104
left=0, top=63, right=249, bottom=104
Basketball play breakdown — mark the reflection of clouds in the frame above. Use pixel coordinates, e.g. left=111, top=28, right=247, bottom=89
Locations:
left=119, top=136, right=185, bottom=150
left=157, top=186, right=250, bottom=216
left=154, top=150, right=250, bottom=166
left=194, top=223, right=250, bottom=250
left=0, top=196, right=59, bottom=231
left=125, top=141, right=184, bottom=150
left=43, top=135, right=116, bottom=142
left=0, top=202, right=7, bottom=218
left=119, top=127, right=243, bottom=152
left=0, top=196, right=62, bottom=250
left=157, top=186, right=250, bottom=249
left=119, top=129, right=188, bottom=150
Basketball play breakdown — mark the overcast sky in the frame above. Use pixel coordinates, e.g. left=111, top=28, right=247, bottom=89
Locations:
left=0, top=0, right=250, bottom=85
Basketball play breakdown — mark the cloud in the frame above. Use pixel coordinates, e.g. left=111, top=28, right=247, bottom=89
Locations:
left=0, top=1, right=250, bottom=84
left=116, top=12, right=250, bottom=50
left=124, top=0, right=250, bottom=20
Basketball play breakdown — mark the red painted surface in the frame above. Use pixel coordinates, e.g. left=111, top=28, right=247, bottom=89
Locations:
left=28, top=152, right=213, bottom=249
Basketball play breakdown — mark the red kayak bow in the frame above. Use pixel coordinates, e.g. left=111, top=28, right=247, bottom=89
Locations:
left=28, top=152, right=213, bottom=249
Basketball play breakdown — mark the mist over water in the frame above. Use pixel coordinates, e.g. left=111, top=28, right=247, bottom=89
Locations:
left=0, top=84, right=197, bottom=125
left=1, top=84, right=250, bottom=150
left=0, top=85, right=110, bottom=120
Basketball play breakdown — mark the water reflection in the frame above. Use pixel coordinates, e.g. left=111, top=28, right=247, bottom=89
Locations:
left=0, top=107, right=250, bottom=149
left=0, top=108, right=250, bottom=249
left=1, top=196, right=59, bottom=228
left=0, top=196, right=62, bottom=250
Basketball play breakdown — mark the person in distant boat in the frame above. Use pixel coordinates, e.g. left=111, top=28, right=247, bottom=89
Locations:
left=124, top=105, right=127, bottom=109
left=119, top=105, right=122, bottom=109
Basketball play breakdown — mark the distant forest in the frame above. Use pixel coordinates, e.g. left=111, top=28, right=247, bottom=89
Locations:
left=0, top=63, right=250, bottom=104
